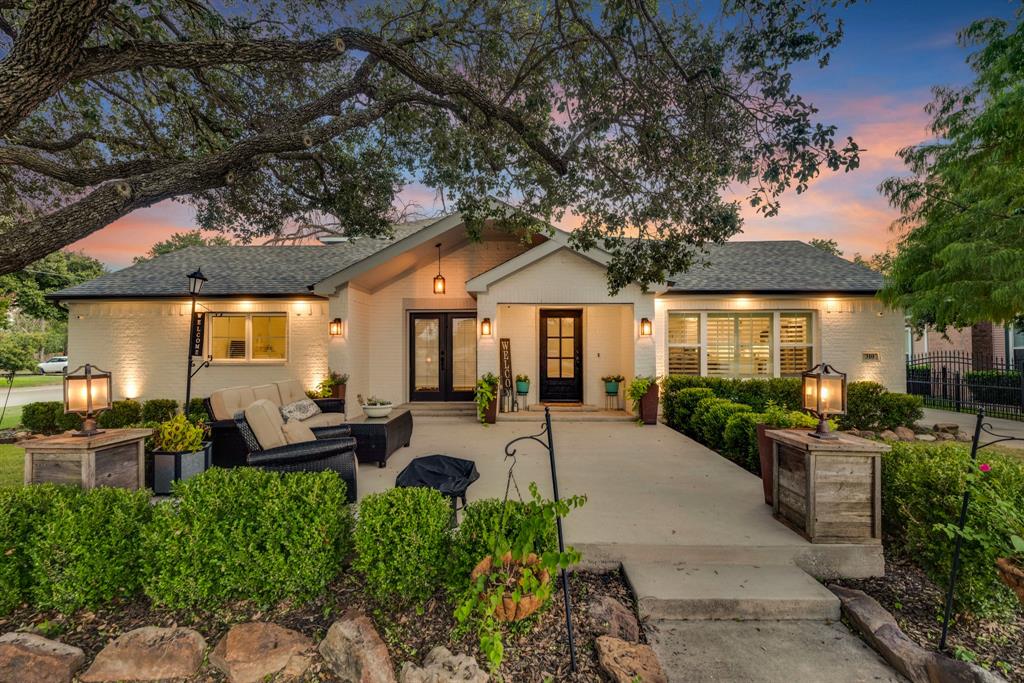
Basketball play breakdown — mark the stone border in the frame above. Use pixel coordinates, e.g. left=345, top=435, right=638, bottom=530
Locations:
left=828, top=585, right=1007, bottom=683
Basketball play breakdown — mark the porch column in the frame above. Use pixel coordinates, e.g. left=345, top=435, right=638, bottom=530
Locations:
left=634, top=295, right=657, bottom=378
left=476, top=293, right=499, bottom=381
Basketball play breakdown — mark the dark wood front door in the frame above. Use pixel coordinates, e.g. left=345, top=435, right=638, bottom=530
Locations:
left=540, top=309, right=582, bottom=402
left=409, top=312, right=477, bottom=401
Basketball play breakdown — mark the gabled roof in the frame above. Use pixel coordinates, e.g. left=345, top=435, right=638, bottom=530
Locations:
left=665, top=241, right=883, bottom=294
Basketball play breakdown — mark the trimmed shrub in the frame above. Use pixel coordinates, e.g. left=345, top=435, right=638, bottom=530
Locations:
left=354, top=487, right=452, bottom=603
left=663, top=387, right=714, bottom=433
left=882, top=442, right=1024, bottom=618
left=142, top=398, right=178, bottom=423
left=20, top=401, right=82, bottom=434
left=965, top=370, right=1022, bottom=406
left=186, top=397, right=209, bottom=424
left=692, top=397, right=752, bottom=451
left=449, top=498, right=558, bottom=590
left=143, top=468, right=352, bottom=609
left=30, top=487, right=152, bottom=613
left=837, top=381, right=923, bottom=432
left=96, top=399, right=143, bottom=428
left=662, top=376, right=802, bottom=411
left=722, top=406, right=822, bottom=475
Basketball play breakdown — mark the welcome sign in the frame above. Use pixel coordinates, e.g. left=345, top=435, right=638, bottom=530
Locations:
left=189, top=311, right=206, bottom=357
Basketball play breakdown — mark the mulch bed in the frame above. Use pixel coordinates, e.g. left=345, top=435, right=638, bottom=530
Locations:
left=835, top=548, right=1023, bottom=682
left=0, top=569, right=637, bottom=681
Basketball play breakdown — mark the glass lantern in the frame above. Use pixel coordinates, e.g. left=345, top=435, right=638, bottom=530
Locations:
left=64, top=364, right=113, bottom=436
left=801, top=362, right=847, bottom=439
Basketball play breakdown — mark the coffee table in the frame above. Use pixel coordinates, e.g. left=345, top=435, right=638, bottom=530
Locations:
left=346, top=408, right=413, bottom=468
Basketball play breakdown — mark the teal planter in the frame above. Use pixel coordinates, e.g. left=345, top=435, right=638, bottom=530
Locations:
left=516, top=380, right=530, bottom=394
left=605, top=381, right=620, bottom=396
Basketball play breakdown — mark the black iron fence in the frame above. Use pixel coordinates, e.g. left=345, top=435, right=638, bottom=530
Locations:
left=906, top=351, right=1024, bottom=420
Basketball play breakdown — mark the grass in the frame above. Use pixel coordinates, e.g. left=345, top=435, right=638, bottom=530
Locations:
left=3, top=374, right=63, bottom=388
left=0, top=445, right=23, bottom=487
left=0, top=406, right=22, bottom=430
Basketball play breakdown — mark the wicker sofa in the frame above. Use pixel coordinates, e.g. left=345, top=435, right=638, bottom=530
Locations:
left=233, top=399, right=357, bottom=502
left=204, top=380, right=348, bottom=468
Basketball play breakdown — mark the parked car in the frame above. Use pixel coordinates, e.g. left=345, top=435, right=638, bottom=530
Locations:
left=36, top=356, right=68, bottom=374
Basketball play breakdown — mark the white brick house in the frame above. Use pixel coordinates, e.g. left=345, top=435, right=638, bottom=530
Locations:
left=51, top=212, right=905, bottom=416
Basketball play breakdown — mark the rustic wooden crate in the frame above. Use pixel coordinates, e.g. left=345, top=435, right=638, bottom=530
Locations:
left=767, top=429, right=888, bottom=544
left=21, top=429, right=152, bottom=490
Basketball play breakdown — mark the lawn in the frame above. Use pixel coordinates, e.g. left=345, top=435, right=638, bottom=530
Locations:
left=4, top=374, right=63, bottom=389
left=0, top=406, right=22, bottom=430
left=0, top=445, right=23, bottom=487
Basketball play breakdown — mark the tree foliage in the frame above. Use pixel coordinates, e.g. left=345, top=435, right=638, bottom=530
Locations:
left=880, top=12, right=1024, bottom=331
left=807, top=237, right=842, bottom=256
left=0, top=0, right=859, bottom=291
left=133, top=231, right=232, bottom=264
left=0, top=240, right=106, bottom=324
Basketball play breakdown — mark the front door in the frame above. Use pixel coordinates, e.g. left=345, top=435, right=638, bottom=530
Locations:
left=409, top=312, right=477, bottom=401
left=540, top=309, right=583, bottom=402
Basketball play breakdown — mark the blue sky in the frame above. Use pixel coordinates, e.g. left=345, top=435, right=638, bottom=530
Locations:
left=73, top=1, right=1020, bottom=268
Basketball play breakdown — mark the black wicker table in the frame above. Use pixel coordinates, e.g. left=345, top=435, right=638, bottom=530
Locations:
left=347, top=408, right=413, bottom=468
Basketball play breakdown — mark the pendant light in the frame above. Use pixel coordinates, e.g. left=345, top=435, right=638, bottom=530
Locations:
left=433, top=242, right=446, bottom=294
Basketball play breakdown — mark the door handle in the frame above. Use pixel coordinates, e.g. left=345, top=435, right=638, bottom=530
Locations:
left=440, top=349, right=445, bottom=372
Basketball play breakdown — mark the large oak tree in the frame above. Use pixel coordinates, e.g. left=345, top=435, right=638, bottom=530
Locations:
left=0, top=0, right=859, bottom=290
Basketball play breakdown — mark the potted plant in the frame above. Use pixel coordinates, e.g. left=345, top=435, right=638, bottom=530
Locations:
left=515, top=373, right=530, bottom=395
left=602, top=374, right=625, bottom=396
left=996, top=532, right=1024, bottom=606
left=359, top=395, right=393, bottom=418
left=149, top=413, right=210, bottom=495
left=475, top=373, right=499, bottom=424
left=627, top=376, right=659, bottom=424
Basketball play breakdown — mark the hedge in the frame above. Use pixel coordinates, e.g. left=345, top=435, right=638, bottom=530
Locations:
left=96, top=399, right=143, bottom=428
left=20, top=401, right=82, bottom=434
left=722, top=406, right=821, bottom=474
left=836, top=382, right=923, bottom=432
left=964, top=370, right=1022, bottom=406
left=662, top=376, right=802, bottom=411
left=882, top=442, right=1024, bottom=618
left=691, top=397, right=752, bottom=451
left=662, top=387, right=714, bottom=434
left=141, top=398, right=178, bottom=423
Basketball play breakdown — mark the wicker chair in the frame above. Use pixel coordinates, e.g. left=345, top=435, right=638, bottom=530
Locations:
left=233, top=403, right=358, bottom=503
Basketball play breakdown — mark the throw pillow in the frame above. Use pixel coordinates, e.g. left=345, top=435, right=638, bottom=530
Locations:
left=280, top=398, right=321, bottom=422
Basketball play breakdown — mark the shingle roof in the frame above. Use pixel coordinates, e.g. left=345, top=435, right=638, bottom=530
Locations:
left=666, top=240, right=883, bottom=293
left=49, top=219, right=440, bottom=299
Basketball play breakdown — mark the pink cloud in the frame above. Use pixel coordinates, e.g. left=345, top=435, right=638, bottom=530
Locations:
left=69, top=201, right=206, bottom=269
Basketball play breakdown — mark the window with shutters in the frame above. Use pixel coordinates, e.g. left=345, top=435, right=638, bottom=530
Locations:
left=667, top=312, right=701, bottom=375
left=706, top=313, right=773, bottom=377
left=210, top=314, right=287, bottom=362
left=779, top=312, right=814, bottom=376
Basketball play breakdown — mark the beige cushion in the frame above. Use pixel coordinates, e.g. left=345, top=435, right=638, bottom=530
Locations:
left=301, top=412, right=346, bottom=429
left=252, top=384, right=282, bottom=406
left=244, top=399, right=286, bottom=450
left=275, top=379, right=307, bottom=405
left=209, top=386, right=257, bottom=421
left=281, top=421, right=316, bottom=444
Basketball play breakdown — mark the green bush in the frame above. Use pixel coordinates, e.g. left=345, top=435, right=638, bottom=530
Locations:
left=186, top=397, right=209, bottom=424
left=141, top=398, right=178, bottom=423
left=965, top=370, right=1022, bottom=406
left=30, top=487, right=152, bottom=613
left=837, top=381, right=923, bottom=432
left=722, top=405, right=821, bottom=474
left=20, top=401, right=81, bottom=434
left=882, top=442, right=1024, bottom=618
left=662, top=376, right=802, bottom=411
left=143, top=468, right=352, bottom=609
left=449, top=498, right=558, bottom=590
left=692, top=397, right=752, bottom=451
left=96, top=399, right=143, bottom=428
left=662, top=387, right=714, bottom=433
left=354, top=487, right=452, bottom=603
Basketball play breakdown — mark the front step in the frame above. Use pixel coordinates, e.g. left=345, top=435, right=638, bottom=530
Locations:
left=398, top=402, right=476, bottom=418
left=623, top=562, right=841, bottom=621
left=527, top=403, right=599, bottom=412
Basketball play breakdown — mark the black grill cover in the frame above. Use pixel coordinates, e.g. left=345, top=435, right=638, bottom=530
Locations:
left=395, top=454, right=480, bottom=499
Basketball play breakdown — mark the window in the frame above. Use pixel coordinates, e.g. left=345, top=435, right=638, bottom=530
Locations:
left=706, top=313, right=772, bottom=377
left=210, top=314, right=287, bottom=362
left=779, top=313, right=814, bottom=376
left=667, top=312, right=700, bottom=375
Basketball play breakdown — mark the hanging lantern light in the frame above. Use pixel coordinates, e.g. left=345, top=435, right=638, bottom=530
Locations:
left=433, top=243, right=446, bottom=294
left=801, top=362, right=847, bottom=439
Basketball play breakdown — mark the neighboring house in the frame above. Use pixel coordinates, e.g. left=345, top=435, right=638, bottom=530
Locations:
left=49, top=212, right=905, bottom=416
left=906, top=322, right=1023, bottom=366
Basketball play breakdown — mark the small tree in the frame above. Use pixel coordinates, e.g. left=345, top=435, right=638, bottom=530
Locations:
left=808, top=238, right=842, bottom=257
left=133, top=232, right=233, bottom=264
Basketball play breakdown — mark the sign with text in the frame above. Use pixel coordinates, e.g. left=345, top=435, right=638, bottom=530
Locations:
left=189, top=311, right=206, bottom=357
left=500, top=338, right=513, bottom=399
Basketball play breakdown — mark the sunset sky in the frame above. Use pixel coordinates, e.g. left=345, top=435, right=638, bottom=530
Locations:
left=70, top=1, right=1018, bottom=270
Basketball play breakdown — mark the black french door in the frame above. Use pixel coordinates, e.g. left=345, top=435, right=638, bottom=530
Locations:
left=540, top=309, right=583, bottom=402
left=409, top=312, right=477, bottom=401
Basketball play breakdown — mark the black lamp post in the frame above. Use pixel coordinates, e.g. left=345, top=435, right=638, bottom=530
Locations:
left=184, top=268, right=208, bottom=417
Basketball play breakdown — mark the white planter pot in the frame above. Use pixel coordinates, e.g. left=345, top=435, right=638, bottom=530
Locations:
left=362, top=404, right=393, bottom=418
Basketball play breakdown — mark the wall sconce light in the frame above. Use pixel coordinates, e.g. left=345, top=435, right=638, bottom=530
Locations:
left=639, top=318, right=653, bottom=336
left=329, top=318, right=345, bottom=336
left=802, top=362, right=847, bottom=439
left=64, top=364, right=112, bottom=436
left=433, top=242, right=446, bottom=294
left=480, top=318, right=492, bottom=336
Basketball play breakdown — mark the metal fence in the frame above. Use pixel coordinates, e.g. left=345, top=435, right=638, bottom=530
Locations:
left=906, top=351, right=1024, bottom=420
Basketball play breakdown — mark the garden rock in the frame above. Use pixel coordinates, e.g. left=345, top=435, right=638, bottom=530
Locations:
left=318, top=615, right=395, bottom=683
left=211, top=622, right=313, bottom=683
left=956, top=431, right=973, bottom=442
left=588, top=595, right=640, bottom=642
left=935, top=432, right=954, bottom=440
left=933, top=423, right=960, bottom=434
left=595, top=636, right=667, bottom=683
left=0, top=632, right=85, bottom=683
left=894, top=426, right=917, bottom=441
left=879, top=430, right=899, bottom=441
left=915, top=433, right=937, bottom=442
left=399, top=646, right=487, bottom=683
left=79, top=626, right=205, bottom=682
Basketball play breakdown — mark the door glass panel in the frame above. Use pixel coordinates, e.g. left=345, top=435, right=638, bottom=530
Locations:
left=547, top=359, right=561, bottom=377
left=560, top=358, right=574, bottom=378
left=561, top=338, right=574, bottom=357
left=547, top=338, right=560, bottom=357
left=562, top=317, right=574, bottom=335
left=547, top=318, right=560, bottom=336
left=414, top=318, right=440, bottom=392
left=451, top=317, right=476, bottom=392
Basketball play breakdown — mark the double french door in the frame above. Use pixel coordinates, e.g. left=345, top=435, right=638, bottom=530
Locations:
left=409, top=312, right=477, bottom=401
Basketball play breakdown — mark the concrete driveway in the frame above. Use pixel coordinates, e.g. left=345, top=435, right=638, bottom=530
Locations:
left=1, top=384, right=63, bottom=407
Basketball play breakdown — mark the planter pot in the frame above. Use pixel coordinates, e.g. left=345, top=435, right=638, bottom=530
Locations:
left=331, top=384, right=347, bottom=400
left=152, top=441, right=211, bottom=495
left=996, top=557, right=1024, bottom=605
left=605, top=381, right=620, bottom=396
left=362, top=404, right=393, bottom=418
left=639, top=383, right=659, bottom=425
left=756, top=424, right=774, bottom=505
left=483, top=397, right=498, bottom=424
left=516, top=380, right=530, bottom=394
left=470, top=553, right=550, bottom=621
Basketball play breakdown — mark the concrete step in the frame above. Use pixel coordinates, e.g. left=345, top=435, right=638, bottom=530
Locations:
left=398, top=402, right=476, bottom=417
left=527, top=403, right=599, bottom=412
left=500, top=410, right=634, bottom=422
left=623, top=561, right=841, bottom=621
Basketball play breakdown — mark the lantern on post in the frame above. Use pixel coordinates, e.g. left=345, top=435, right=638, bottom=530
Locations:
left=801, top=362, right=846, bottom=439
left=64, top=364, right=112, bottom=436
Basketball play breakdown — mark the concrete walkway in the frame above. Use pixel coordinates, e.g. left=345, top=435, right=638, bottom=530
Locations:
left=919, top=407, right=1024, bottom=449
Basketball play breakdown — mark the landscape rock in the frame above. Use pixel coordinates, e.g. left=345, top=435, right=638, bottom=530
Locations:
left=588, top=595, right=640, bottom=643
left=894, top=426, right=917, bottom=441
left=318, top=615, right=395, bottom=683
left=79, top=626, right=206, bottom=682
left=933, top=423, right=960, bottom=434
left=935, top=432, right=955, bottom=441
left=0, top=632, right=85, bottom=683
left=879, top=430, right=899, bottom=441
left=211, top=622, right=313, bottom=683
left=915, top=433, right=937, bottom=442
left=399, top=646, right=487, bottom=683
left=956, top=431, right=973, bottom=442
left=594, top=636, right=667, bottom=683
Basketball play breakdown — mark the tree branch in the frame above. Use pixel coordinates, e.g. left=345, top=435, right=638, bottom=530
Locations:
left=0, top=145, right=172, bottom=185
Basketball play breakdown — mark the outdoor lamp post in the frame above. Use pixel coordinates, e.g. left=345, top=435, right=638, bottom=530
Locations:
left=64, top=364, right=112, bottom=436
left=184, top=268, right=208, bottom=417
left=801, top=362, right=847, bottom=439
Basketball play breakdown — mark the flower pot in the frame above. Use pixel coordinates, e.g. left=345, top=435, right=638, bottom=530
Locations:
left=484, top=397, right=498, bottom=424
left=516, top=380, right=530, bottom=394
left=756, top=423, right=774, bottom=505
left=996, top=557, right=1024, bottom=605
left=152, top=441, right=211, bottom=495
left=331, top=383, right=346, bottom=400
left=639, top=383, right=659, bottom=425
left=362, top=404, right=393, bottom=418
left=470, top=552, right=551, bottom=621
left=605, top=381, right=620, bottom=396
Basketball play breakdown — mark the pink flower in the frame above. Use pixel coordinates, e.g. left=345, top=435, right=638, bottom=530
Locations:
left=979, top=463, right=992, bottom=473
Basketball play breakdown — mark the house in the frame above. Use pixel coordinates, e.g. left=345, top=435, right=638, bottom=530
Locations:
left=50, top=212, right=905, bottom=416
left=906, top=321, right=1023, bottom=367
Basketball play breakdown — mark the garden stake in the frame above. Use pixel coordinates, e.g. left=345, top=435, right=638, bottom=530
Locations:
left=0, top=370, right=13, bottom=427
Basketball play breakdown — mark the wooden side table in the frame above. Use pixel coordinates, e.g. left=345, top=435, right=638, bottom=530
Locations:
left=20, top=428, right=152, bottom=490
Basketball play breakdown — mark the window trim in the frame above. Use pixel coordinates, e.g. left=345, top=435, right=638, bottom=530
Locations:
left=778, top=310, right=815, bottom=378
left=208, top=312, right=289, bottom=364
left=666, top=311, right=702, bottom=376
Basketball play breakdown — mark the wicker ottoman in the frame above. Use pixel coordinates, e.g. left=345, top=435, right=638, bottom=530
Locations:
left=347, top=408, right=413, bottom=467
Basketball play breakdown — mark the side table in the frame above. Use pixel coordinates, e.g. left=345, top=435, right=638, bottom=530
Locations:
left=20, top=428, right=152, bottom=490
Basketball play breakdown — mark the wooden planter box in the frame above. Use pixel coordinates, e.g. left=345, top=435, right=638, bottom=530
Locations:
left=21, top=428, right=152, bottom=490
left=766, top=429, right=888, bottom=544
